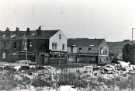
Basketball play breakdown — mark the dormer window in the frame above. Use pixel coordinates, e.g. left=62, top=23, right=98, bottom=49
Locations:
left=88, top=48, right=92, bottom=51
left=89, top=45, right=95, bottom=47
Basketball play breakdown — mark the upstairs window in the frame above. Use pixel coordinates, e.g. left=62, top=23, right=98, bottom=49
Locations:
left=100, top=49, right=104, bottom=55
left=79, top=48, right=82, bottom=52
left=62, top=44, right=65, bottom=50
left=27, top=41, right=32, bottom=49
left=55, top=43, right=57, bottom=50
left=88, top=48, right=92, bottom=51
left=71, top=47, right=73, bottom=53
left=2, top=34, right=6, bottom=38
left=79, top=48, right=82, bottom=50
left=52, top=42, right=57, bottom=50
left=13, top=42, right=17, bottom=49
left=59, top=34, right=61, bottom=39
left=52, top=43, right=55, bottom=50
left=103, top=49, right=108, bottom=55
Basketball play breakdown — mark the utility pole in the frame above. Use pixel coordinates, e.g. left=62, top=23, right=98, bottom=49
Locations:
left=132, top=28, right=135, bottom=42
left=24, top=34, right=28, bottom=64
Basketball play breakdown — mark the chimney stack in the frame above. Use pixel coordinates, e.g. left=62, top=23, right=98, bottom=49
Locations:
left=38, top=26, right=41, bottom=30
left=5, top=27, right=10, bottom=32
left=36, top=26, right=42, bottom=35
left=16, top=27, right=20, bottom=32
left=26, top=27, right=30, bottom=35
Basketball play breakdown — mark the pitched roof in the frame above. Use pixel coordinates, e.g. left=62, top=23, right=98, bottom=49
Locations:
left=107, top=40, right=131, bottom=54
left=38, top=30, right=59, bottom=39
left=68, top=38, right=105, bottom=47
left=0, top=30, right=59, bottom=39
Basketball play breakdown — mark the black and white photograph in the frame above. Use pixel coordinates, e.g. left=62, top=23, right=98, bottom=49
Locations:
left=0, top=0, right=135, bottom=91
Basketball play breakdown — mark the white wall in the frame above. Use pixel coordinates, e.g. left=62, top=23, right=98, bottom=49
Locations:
left=49, top=30, right=67, bottom=52
left=98, top=42, right=109, bottom=56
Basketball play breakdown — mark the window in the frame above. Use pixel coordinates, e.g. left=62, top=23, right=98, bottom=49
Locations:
left=62, top=44, right=65, bottom=50
left=55, top=43, right=57, bottom=50
left=52, top=43, right=55, bottom=50
left=28, top=41, right=32, bottom=49
left=100, top=48, right=104, bottom=54
left=2, top=52, right=6, bottom=59
left=88, top=48, right=92, bottom=51
left=52, top=42, right=57, bottom=50
left=79, top=48, right=82, bottom=52
left=79, top=48, right=82, bottom=50
left=13, top=42, right=17, bottom=48
left=59, top=34, right=61, bottom=39
left=2, top=34, right=6, bottom=38
left=71, top=46, right=73, bottom=53
left=29, top=42, right=32, bottom=47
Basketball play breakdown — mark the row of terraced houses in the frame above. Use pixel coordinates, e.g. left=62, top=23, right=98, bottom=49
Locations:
left=0, top=27, right=110, bottom=65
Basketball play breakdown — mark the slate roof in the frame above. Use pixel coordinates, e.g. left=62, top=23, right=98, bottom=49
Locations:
left=68, top=38, right=105, bottom=47
left=107, top=40, right=131, bottom=54
left=0, top=30, right=59, bottom=39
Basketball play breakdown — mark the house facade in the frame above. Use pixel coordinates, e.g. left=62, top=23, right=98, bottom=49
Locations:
left=0, top=27, right=67, bottom=65
left=67, top=38, right=110, bottom=64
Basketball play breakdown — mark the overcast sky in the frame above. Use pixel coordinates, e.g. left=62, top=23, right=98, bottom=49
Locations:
left=0, top=0, right=135, bottom=41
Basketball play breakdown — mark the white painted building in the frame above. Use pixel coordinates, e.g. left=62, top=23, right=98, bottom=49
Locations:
left=49, top=30, right=67, bottom=52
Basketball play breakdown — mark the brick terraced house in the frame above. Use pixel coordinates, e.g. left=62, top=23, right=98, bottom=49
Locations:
left=0, top=27, right=67, bottom=65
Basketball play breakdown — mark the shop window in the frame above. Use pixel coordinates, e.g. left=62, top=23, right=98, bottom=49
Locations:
left=79, top=48, right=82, bottom=52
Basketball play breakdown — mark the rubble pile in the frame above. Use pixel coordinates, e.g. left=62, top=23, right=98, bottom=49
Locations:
left=0, top=61, right=134, bottom=91
left=0, top=65, right=57, bottom=91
